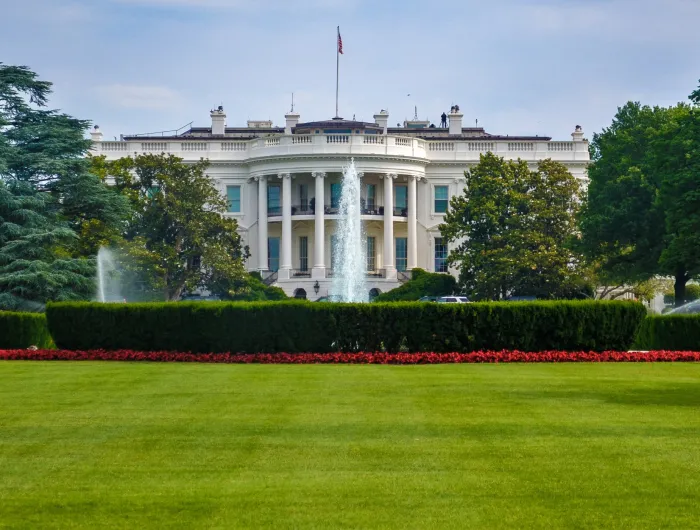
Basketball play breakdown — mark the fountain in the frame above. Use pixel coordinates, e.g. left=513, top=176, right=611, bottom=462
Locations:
left=331, top=159, right=368, bottom=302
left=96, top=247, right=122, bottom=303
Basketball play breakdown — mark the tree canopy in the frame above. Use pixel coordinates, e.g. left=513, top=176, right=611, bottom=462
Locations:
left=439, top=153, right=585, bottom=300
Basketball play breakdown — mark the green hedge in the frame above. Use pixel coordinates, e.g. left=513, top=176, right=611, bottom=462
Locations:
left=634, top=315, right=700, bottom=350
left=0, top=311, right=53, bottom=349
left=46, top=300, right=646, bottom=353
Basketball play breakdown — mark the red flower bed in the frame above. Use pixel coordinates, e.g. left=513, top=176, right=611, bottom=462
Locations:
left=1, top=349, right=699, bottom=363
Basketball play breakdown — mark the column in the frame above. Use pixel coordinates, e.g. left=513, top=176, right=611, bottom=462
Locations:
left=279, top=172, right=292, bottom=279
left=257, top=176, right=268, bottom=271
left=312, top=171, right=326, bottom=279
left=383, top=173, right=397, bottom=278
left=407, top=175, right=418, bottom=270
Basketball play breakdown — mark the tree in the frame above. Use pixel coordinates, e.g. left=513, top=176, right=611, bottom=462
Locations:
left=439, top=153, right=584, bottom=300
left=0, top=180, right=94, bottom=310
left=209, top=271, right=287, bottom=301
left=373, top=268, right=457, bottom=302
left=0, top=63, right=129, bottom=258
left=579, top=94, right=699, bottom=306
left=94, top=154, right=249, bottom=301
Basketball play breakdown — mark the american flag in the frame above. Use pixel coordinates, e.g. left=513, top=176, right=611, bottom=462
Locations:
left=337, top=27, right=343, bottom=54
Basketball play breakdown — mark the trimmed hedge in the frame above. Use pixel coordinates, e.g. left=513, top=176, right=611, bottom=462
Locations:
left=0, top=311, right=53, bottom=349
left=634, top=315, right=700, bottom=351
left=46, top=300, right=646, bottom=353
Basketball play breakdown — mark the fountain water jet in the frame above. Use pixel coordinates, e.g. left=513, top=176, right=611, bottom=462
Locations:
left=96, top=247, right=121, bottom=303
left=331, top=159, right=367, bottom=302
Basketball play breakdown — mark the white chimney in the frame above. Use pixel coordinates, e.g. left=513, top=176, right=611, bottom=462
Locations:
left=448, top=105, right=463, bottom=135
left=374, top=110, right=389, bottom=134
left=571, top=124, right=584, bottom=142
left=211, top=105, right=226, bottom=135
left=285, top=112, right=300, bottom=135
left=90, top=124, right=103, bottom=142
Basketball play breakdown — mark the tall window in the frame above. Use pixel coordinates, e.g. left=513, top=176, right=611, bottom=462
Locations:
left=434, top=185, right=449, bottom=213
left=395, top=185, right=407, bottom=213
left=226, top=185, right=241, bottom=213
left=299, top=236, right=308, bottom=271
left=395, top=237, right=407, bottom=272
left=268, top=184, right=281, bottom=215
left=366, top=236, right=376, bottom=271
left=435, top=237, right=448, bottom=272
left=268, top=237, right=280, bottom=272
left=330, top=183, right=341, bottom=209
left=366, top=184, right=376, bottom=209
left=299, top=184, right=308, bottom=210
left=330, top=235, right=338, bottom=270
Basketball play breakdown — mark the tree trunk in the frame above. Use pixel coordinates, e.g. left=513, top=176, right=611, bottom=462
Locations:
left=674, top=270, right=688, bottom=308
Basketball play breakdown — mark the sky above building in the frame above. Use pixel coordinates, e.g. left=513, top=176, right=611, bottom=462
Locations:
left=3, top=0, right=699, bottom=140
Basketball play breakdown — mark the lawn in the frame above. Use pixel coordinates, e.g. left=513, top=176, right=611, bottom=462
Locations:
left=1, top=363, right=699, bottom=529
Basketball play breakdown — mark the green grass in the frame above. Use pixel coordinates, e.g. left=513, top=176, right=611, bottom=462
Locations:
left=1, top=363, right=699, bottom=529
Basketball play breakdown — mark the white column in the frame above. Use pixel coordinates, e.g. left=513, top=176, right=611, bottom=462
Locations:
left=257, top=176, right=268, bottom=271
left=383, top=173, right=397, bottom=278
left=279, top=172, right=292, bottom=279
left=408, top=175, right=418, bottom=270
left=312, top=171, right=326, bottom=278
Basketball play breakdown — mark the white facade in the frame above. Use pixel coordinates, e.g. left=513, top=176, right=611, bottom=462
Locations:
left=91, top=107, right=590, bottom=299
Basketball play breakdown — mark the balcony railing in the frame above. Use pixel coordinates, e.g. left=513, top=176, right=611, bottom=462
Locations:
left=397, top=270, right=413, bottom=283
left=261, top=271, right=278, bottom=285
left=393, top=207, right=408, bottom=217
left=292, top=269, right=311, bottom=277
left=326, top=269, right=387, bottom=278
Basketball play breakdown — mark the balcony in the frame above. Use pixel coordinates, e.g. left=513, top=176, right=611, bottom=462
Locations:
left=325, top=269, right=387, bottom=279
left=267, top=203, right=407, bottom=218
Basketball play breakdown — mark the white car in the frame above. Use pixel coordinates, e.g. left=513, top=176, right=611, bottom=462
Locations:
left=437, top=296, right=470, bottom=303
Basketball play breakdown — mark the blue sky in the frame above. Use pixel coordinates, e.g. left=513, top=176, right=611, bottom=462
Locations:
left=3, top=0, right=699, bottom=140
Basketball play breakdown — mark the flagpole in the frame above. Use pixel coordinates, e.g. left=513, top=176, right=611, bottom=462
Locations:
left=335, top=26, right=340, bottom=118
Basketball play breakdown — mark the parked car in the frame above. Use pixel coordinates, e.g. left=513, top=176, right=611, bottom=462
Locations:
left=437, top=296, right=470, bottom=303
left=418, top=296, right=439, bottom=302
left=666, top=299, right=700, bottom=315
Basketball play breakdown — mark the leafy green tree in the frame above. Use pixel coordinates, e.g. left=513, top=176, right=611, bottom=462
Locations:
left=439, top=153, right=584, bottom=300
left=373, top=268, right=457, bottom=301
left=0, top=181, right=93, bottom=310
left=95, top=154, right=249, bottom=301
left=209, top=271, right=287, bottom=301
left=579, top=94, right=699, bottom=306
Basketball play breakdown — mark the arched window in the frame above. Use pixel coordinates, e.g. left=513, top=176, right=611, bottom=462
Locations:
left=369, top=288, right=381, bottom=301
left=294, top=288, right=307, bottom=300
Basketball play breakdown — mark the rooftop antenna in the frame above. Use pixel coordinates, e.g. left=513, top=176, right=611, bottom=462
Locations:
left=476, top=118, right=478, bottom=128
left=413, top=105, right=418, bottom=121
left=290, top=92, right=295, bottom=113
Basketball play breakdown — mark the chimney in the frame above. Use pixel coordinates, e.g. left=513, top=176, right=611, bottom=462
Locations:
left=374, top=110, right=389, bottom=134
left=285, top=112, right=300, bottom=135
left=90, top=124, right=103, bottom=142
left=448, top=105, right=463, bottom=135
left=210, top=105, right=226, bottom=135
left=571, top=124, right=584, bottom=142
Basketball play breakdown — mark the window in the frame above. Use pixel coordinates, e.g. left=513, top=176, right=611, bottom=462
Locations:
left=395, top=237, right=407, bottom=272
left=434, top=185, right=449, bottom=213
left=435, top=237, right=448, bottom=272
left=268, top=184, right=281, bottom=215
left=367, top=236, right=376, bottom=271
left=226, top=185, right=241, bottom=213
left=395, top=185, right=407, bottom=210
left=268, top=237, right=280, bottom=272
left=330, top=183, right=341, bottom=209
left=366, top=184, right=376, bottom=209
left=299, top=184, right=308, bottom=210
left=330, top=235, right=338, bottom=270
left=299, top=236, right=308, bottom=271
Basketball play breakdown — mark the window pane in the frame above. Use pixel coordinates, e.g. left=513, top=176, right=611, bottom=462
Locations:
left=227, top=185, right=241, bottom=213
left=366, top=236, right=376, bottom=271
left=299, top=184, right=308, bottom=209
left=395, top=237, right=407, bottom=272
left=268, top=237, right=280, bottom=272
left=268, top=185, right=281, bottom=215
left=366, top=184, right=376, bottom=209
left=330, top=183, right=341, bottom=209
left=435, top=237, right=448, bottom=272
left=299, top=236, right=308, bottom=271
left=435, top=185, right=448, bottom=213
left=395, top=185, right=407, bottom=209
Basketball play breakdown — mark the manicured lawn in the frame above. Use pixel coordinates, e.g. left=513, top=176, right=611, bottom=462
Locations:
left=1, top=363, right=699, bottom=529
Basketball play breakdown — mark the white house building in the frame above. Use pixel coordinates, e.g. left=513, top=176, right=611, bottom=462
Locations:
left=91, top=106, right=590, bottom=300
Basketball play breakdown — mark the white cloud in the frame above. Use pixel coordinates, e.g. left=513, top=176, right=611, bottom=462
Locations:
left=96, top=84, right=184, bottom=110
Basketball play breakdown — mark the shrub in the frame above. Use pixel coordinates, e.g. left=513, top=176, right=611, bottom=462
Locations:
left=46, top=300, right=646, bottom=353
left=0, top=311, right=53, bottom=349
left=663, top=284, right=700, bottom=306
left=374, top=269, right=457, bottom=301
left=635, top=315, right=700, bottom=350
